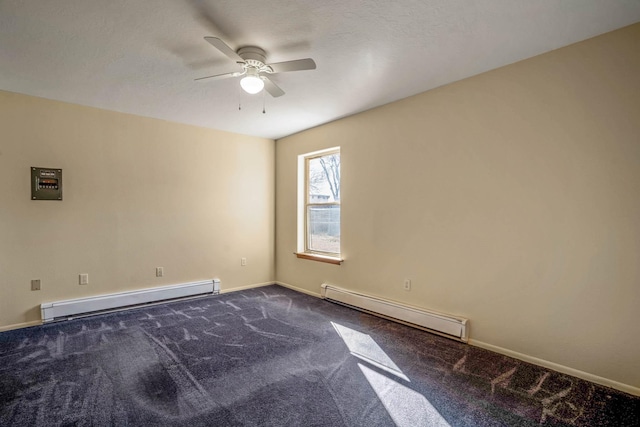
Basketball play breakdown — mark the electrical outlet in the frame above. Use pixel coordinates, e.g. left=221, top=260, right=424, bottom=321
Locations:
left=79, top=274, right=89, bottom=285
left=403, top=278, right=411, bottom=291
left=31, top=279, right=41, bottom=291
left=241, top=257, right=247, bottom=266
left=156, top=267, right=164, bottom=277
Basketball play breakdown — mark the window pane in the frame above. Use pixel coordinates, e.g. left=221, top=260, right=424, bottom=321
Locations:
left=308, top=154, right=340, bottom=203
left=307, top=205, right=340, bottom=254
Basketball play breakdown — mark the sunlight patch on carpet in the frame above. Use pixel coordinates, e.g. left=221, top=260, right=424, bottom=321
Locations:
left=332, top=321, right=451, bottom=426
left=331, top=322, right=408, bottom=381
left=359, top=364, right=451, bottom=427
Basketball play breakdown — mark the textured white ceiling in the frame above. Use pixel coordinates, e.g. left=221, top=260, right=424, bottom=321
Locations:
left=1, top=1, right=639, bottom=140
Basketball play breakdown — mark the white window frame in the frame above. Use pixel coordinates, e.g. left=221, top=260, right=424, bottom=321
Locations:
left=296, top=147, right=342, bottom=264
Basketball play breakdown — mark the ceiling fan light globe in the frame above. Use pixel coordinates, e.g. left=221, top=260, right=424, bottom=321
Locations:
left=240, top=75, right=264, bottom=94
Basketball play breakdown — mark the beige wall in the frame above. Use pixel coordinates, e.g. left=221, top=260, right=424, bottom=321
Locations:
left=275, top=24, right=640, bottom=391
left=0, top=91, right=275, bottom=329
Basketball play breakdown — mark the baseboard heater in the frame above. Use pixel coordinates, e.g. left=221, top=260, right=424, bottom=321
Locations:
left=321, top=284, right=469, bottom=342
left=41, top=279, right=220, bottom=323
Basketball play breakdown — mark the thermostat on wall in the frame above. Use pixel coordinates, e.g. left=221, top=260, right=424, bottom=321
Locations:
left=31, top=167, right=62, bottom=200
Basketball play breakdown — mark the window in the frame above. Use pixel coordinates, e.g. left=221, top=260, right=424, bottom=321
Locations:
left=297, top=148, right=341, bottom=264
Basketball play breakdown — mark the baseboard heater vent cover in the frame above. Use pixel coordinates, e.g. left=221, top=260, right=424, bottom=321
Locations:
left=321, top=284, right=468, bottom=342
left=41, top=279, right=220, bottom=322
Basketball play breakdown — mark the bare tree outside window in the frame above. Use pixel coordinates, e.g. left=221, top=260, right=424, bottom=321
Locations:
left=309, top=154, right=340, bottom=202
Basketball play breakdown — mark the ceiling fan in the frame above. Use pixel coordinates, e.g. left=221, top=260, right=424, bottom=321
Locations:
left=196, top=37, right=316, bottom=97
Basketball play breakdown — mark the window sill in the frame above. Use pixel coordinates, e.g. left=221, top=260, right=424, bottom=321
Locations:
left=295, top=252, right=343, bottom=265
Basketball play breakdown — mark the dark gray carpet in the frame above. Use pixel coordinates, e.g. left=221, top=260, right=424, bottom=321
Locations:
left=0, top=285, right=638, bottom=426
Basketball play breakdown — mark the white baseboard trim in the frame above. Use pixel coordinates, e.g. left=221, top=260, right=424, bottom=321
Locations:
left=220, top=281, right=275, bottom=294
left=0, top=320, right=42, bottom=333
left=469, top=339, right=640, bottom=397
left=275, top=281, right=322, bottom=298
left=196, top=280, right=321, bottom=298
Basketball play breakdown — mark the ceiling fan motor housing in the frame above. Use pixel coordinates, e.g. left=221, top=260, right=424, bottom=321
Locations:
left=237, top=46, right=267, bottom=68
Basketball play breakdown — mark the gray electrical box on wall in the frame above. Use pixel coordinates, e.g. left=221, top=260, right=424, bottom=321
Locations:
left=31, top=167, right=62, bottom=200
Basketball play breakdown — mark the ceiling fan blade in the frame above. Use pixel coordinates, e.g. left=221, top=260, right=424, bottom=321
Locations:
left=194, top=71, right=242, bottom=82
left=267, top=58, right=316, bottom=74
left=204, top=36, right=244, bottom=63
left=263, top=76, right=285, bottom=98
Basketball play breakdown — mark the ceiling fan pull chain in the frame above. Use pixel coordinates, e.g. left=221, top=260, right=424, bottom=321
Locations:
left=262, top=89, right=266, bottom=114
left=238, top=84, right=242, bottom=110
